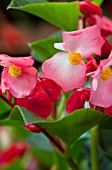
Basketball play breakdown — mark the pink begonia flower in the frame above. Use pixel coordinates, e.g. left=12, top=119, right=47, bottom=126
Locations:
left=42, top=25, right=104, bottom=93
left=79, top=1, right=102, bottom=16
left=17, top=79, right=61, bottom=118
left=66, top=88, right=90, bottom=114
left=0, top=54, right=37, bottom=98
left=89, top=52, right=112, bottom=107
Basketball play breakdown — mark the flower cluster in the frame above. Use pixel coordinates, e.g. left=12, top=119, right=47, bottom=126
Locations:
left=0, top=1, right=112, bottom=127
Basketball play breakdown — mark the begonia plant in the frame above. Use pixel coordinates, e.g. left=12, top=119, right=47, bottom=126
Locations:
left=0, top=0, right=112, bottom=170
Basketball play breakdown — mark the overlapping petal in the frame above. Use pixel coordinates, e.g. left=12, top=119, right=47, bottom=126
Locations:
left=38, top=79, right=61, bottom=103
left=17, top=86, right=52, bottom=118
left=62, top=25, right=104, bottom=57
left=90, top=77, right=112, bottom=107
left=42, top=52, right=86, bottom=93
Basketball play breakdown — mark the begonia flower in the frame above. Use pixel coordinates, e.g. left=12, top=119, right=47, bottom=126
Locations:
left=66, top=88, right=90, bottom=114
left=17, top=79, right=61, bottom=118
left=42, top=25, right=104, bottom=93
left=89, top=52, right=112, bottom=107
left=0, top=54, right=37, bottom=98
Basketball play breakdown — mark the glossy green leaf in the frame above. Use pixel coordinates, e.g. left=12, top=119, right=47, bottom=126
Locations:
left=30, top=37, right=62, bottom=62
left=8, top=1, right=79, bottom=31
left=0, top=98, right=12, bottom=121
left=10, top=106, right=107, bottom=145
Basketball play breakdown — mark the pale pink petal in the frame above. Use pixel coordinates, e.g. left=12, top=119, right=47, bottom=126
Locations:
left=90, top=77, right=112, bottom=107
left=54, top=43, right=66, bottom=51
left=2, top=67, right=37, bottom=98
left=92, top=77, right=98, bottom=91
left=62, top=25, right=104, bottom=57
left=0, top=54, right=34, bottom=66
left=42, top=52, right=86, bottom=93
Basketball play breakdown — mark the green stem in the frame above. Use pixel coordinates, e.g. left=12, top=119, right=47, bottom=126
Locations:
left=91, top=125, right=99, bottom=170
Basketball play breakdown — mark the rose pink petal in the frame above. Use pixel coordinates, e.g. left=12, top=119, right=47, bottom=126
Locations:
left=42, top=52, right=86, bottom=93
left=38, top=79, right=61, bottom=103
left=101, top=16, right=112, bottom=37
left=90, top=77, right=112, bottom=107
left=0, top=54, right=34, bottom=66
left=17, top=86, right=52, bottom=118
left=62, top=25, right=104, bottom=57
left=2, top=67, right=37, bottom=98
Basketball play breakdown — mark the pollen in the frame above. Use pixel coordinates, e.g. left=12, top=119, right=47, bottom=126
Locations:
left=68, top=52, right=82, bottom=65
left=101, top=67, right=112, bottom=80
left=8, top=65, right=22, bottom=78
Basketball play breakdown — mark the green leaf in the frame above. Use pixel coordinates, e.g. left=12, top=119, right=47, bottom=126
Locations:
left=0, top=98, right=12, bottom=121
left=30, top=37, right=62, bottom=62
left=91, top=0, right=104, bottom=6
left=10, top=106, right=107, bottom=145
left=8, top=1, right=79, bottom=31
left=8, top=0, right=48, bottom=7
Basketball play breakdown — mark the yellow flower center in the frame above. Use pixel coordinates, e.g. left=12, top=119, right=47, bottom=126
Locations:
left=8, top=65, right=22, bottom=78
left=101, top=67, right=112, bottom=80
left=68, top=52, right=82, bottom=65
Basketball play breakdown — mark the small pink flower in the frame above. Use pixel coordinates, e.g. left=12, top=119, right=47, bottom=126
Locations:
left=42, top=25, right=104, bottom=93
left=0, top=54, right=37, bottom=98
left=89, top=52, right=112, bottom=107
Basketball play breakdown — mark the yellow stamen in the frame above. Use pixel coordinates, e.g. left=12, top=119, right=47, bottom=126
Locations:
left=8, top=65, right=22, bottom=78
left=68, top=52, right=82, bottom=65
left=101, top=67, right=112, bottom=80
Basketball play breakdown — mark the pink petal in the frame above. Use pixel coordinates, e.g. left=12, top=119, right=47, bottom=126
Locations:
left=38, top=79, right=61, bottom=103
left=100, top=55, right=112, bottom=70
left=101, top=16, right=112, bottom=37
left=90, top=77, right=112, bottom=107
left=1, top=67, right=37, bottom=98
left=0, top=54, right=34, bottom=66
left=42, top=52, right=87, bottom=93
left=17, top=86, right=52, bottom=118
left=62, top=25, right=104, bottom=57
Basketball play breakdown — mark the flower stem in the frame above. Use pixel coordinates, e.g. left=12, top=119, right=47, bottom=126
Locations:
left=41, top=128, right=79, bottom=170
left=91, top=125, right=99, bottom=170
